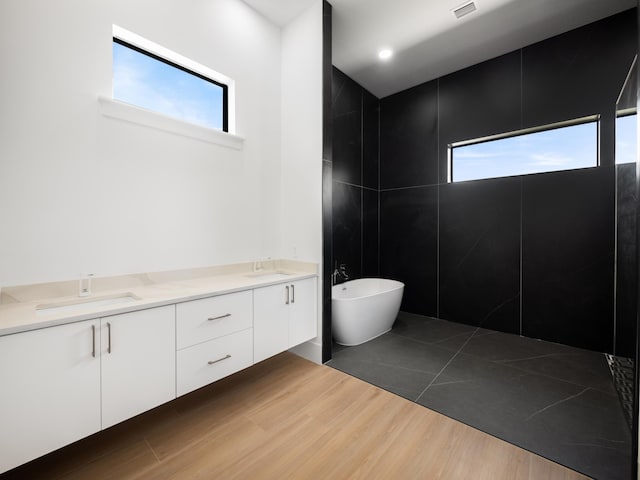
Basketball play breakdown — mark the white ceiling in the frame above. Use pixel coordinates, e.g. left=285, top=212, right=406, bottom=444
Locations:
left=244, top=0, right=637, bottom=98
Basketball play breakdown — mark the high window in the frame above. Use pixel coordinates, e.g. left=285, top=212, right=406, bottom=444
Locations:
left=112, top=37, right=228, bottom=132
left=615, top=112, right=637, bottom=165
left=449, top=116, right=599, bottom=182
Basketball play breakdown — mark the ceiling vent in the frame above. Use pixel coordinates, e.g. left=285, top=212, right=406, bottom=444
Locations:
left=453, top=1, right=477, bottom=19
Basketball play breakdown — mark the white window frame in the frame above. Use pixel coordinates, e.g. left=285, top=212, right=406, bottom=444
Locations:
left=99, top=25, right=243, bottom=149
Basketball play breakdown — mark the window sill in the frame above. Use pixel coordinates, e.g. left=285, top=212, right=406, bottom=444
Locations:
left=98, top=97, right=244, bottom=150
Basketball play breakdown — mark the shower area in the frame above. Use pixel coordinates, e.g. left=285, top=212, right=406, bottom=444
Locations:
left=325, top=9, right=638, bottom=480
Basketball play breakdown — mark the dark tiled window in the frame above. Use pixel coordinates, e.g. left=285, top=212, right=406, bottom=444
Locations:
left=449, top=116, right=598, bottom=182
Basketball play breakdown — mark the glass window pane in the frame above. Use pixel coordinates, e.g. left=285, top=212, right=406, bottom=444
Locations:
left=113, top=41, right=225, bottom=131
left=615, top=114, right=637, bottom=165
left=451, top=121, right=598, bottom=182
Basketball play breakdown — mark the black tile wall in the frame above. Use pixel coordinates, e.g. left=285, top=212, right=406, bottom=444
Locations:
left=616, top=163, right=637, bottom=358
left=322, top=0, right=332, bottom=363
left=363, top=90, right=379, bottom=189
left=329, top=9, right=636, bottom=355
left=438, top=52, right=522, bottom=183
left=322, top=0, right=332, bottom=163
left=439, top=177, right=521, bottom=334
left=332, top=68, right=362, bottom=185
left=332, top=181, right=362, bottom=280
left=362, top=188, right=379, bottom=277
left=322, top=160, right=333, bottom=361
left=331, top=67, right=380, bottom=288
left=522, top=167, right=616, bottom=352
left=380, top=186, right=438, bottom=316
left=374, top=9, right=636, bottom=354
left=380, top=80, right=439, bottom=189
left=522, top=11, right=637, bottom=130
left=522, top=10, right=636, bottom=170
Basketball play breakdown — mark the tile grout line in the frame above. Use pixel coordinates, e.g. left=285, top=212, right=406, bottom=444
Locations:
left=613, top=166, right=618, bottom=355
left=415, top=326, right=480, bottom=403
left=360, top=89, right=364, bottom=277
left=377, top=97, right=381, bottom=276
left=519, top=178, right=523, bottom=336
left=436, top=79, right=440, bottom=318
left=524, top=387, right=590, bottom=422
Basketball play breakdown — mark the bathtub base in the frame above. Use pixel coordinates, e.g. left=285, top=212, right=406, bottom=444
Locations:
left=335, top=327, right=392, bottom=347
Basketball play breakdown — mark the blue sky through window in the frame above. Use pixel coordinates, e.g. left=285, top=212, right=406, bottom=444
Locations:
left=615, top=114, right=637, bottom=164
left=113, top=41, right=224, bottom=131
left=451, top=121, right=598, bottom=182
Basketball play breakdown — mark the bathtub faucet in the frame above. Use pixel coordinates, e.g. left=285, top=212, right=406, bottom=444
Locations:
left=332, top=262, right=349, bottom=285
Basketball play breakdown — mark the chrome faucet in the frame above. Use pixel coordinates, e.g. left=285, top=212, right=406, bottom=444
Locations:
left=332, top=262, right=349, bottom=285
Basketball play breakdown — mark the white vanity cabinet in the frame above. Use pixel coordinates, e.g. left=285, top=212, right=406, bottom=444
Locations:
left=0, top=319, right=101, bottom=474
left=176, top=291, right=253, bottom=396
left=288, top=277, right=318, bottom=347
left=100, top=305, right=176, bottom=429
left=253, top=277, right=317, bottom=363
left=0, top=269, right=318, bottom=475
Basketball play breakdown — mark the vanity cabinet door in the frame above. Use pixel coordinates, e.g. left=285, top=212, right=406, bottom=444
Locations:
left=100, top=305, right=176, bottom=429
left=288, top=277, right=318, bottom=348
left=253, top=283, right=289, bottom=363
left=253, top=278, right=318, bottom=363
left=0, top=320, right=101, bottom=474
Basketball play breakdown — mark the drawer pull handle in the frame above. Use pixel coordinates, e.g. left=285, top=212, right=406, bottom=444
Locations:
left=208, top=313, right=231, bottom=321
left=91, top=325, right=96, bottom=358
left=208, top=354, right=232, bottom=365
left=107, top=322, right=112, bottom=354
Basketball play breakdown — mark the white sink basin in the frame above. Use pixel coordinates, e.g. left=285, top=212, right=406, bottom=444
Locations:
left=36, top=293, right=140, bottom=316
left=244, top=271, right=292, bottom=281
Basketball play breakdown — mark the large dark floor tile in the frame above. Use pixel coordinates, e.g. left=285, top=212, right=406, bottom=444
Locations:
left=417, top=353, right=585, bottom=437
left=330, top=333, right=456, bottom=377
left=459, top=332, right=616, bottom=395
left=518, top=387, right=631, bottom=480
left=390, top=311, right=477, bottom=352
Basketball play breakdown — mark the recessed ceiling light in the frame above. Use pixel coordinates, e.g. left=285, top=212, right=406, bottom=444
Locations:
left=378, top=48, right=393, bottom=61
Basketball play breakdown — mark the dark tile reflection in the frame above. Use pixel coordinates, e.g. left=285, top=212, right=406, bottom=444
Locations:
left=439, top=177, right=520, bottom=334
left=332, top=181, right=362, bottom=280
left=522, top=168, right=615, bottom=352
left=380, top=187, right=438, bottom=316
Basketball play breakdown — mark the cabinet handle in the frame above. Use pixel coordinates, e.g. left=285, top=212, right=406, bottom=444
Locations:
left=107, top=322, right=112, bottom=354
left=208, top=313, right=231, bottom=321
left=91, top=325, right=96, bottom=358
left=291, top=284, right=295, bottom=304
left=208, top=354, right=231, bottom=365
left=285, top=285, right=290, bottom=305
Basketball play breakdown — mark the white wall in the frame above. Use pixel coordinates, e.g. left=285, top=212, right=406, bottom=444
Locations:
left=281, top=0, right=324, bottom=362
left=0, top=0, right=283, bottom=286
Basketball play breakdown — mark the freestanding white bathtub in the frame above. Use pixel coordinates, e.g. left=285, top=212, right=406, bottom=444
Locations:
left=332, top=278, right=404, bottom=346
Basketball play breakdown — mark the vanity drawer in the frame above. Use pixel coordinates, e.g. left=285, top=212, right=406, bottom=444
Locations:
left=177, top=328, right=253, bottom=396
left=176, top=290, right=252, bottom=349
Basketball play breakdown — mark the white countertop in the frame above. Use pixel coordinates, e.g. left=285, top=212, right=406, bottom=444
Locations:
left=0, top=260, right=317, bottom=337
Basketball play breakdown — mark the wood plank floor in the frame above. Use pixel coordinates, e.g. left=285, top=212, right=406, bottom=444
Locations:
left=1, top=352, right=589, bottom=480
